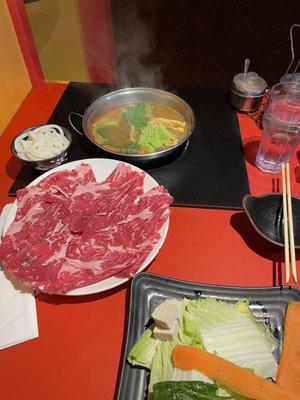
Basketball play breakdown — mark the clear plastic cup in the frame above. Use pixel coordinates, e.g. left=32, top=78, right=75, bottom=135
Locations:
left=255, top=82, right=300, bottom=174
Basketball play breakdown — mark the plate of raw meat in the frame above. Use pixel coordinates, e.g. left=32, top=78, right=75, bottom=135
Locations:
left=0, top=159, right=172, bottom=295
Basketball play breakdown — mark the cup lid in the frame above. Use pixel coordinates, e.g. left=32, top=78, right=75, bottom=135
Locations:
left=233, top=72, right=267, bottom=95
left=279, top=74, right=300, bottom=94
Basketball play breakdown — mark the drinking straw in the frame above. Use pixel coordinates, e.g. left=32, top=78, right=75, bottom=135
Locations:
left=243, top=58, right=250, bottom=78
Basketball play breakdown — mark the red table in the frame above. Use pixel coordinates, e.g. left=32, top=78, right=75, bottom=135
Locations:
left=1, top=83, right=299, bottom=400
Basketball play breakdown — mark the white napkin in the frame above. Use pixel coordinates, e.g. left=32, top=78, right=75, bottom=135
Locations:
left=0, top=204, right=39, bottom=350
left=0, top=204, right=11, bottom=237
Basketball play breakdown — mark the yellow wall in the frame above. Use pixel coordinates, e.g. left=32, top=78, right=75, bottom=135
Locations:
left=0, top=2, right=31, bottom=135
left=25, top=0, right=88, bottom=82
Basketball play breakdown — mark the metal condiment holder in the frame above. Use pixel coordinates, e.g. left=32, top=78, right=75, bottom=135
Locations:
left=230, top=59, right=267, bottom=113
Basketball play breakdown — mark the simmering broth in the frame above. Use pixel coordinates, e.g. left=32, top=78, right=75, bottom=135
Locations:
left=89, top=102, right=189, bottom=155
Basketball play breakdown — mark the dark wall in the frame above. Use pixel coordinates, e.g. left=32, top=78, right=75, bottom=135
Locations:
left=111, top=0, right=300, bottom=89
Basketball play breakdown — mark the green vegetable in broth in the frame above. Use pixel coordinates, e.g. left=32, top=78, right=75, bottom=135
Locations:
left=90, top=101, right=188, bottom=155
left=94, top=118, right=119, bottom=141
left=136, top=102, right=153, bottom=117
left=94, top=118, right=119, bottom=132
left=122, top=102, right=151, bottom=130
left=124, top=142, right=141, bottom=154
left=138, top=124, right=179, bottom=153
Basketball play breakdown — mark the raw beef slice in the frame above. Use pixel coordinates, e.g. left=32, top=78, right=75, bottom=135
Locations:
left=0, top=163, right=172, bottom=294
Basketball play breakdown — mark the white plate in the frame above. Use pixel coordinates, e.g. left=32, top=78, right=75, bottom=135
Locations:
left=3, top=159, right=170, bottom=296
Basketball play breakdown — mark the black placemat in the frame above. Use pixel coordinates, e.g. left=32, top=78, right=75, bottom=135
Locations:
left=9, top=83, right=250, bottom=208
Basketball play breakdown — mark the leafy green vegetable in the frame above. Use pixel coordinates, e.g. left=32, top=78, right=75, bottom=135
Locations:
left=128, top=309, right=204, bottom=396
left=123, top=142, right=141, bottom=154
left=217, top=386, right=246, bottom=399
left=95, top=127, right=108, bottom=139
left=137, top=123, right=178, bottom=152
left=136, top=102, right=152, bottom=117
left=153, top=381, right=244, bottom=400
left=184, top=297, right=278, bottom=379
left=94, top=118, right=119, bottom=140
left=127, top=297, right=278, bottom=399
left=148, top=313, right=205, bottom=394
left=122, top=102, right=152, bottom=130
left=149, top=340, right=175, bottom=393
left=94, top=118, right=119, bottom=131
left=129, top=124, right=139, bottom=142
left=172, top=367, right=213, bottom=384
left=127, top=325, right=158, bottom=369
left=179, top=311, right=203, bottom=348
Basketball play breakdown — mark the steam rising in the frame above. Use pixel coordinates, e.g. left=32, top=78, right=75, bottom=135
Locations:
left=113, top=1, right=164, bottom=88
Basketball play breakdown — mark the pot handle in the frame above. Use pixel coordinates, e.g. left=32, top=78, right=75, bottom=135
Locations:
left=68, top=112, right=84, bottom=135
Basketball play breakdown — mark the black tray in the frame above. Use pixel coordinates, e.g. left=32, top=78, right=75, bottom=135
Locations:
left=9, top=83, right=250, bottom=209
left=116, top=272, right=300, bottom=400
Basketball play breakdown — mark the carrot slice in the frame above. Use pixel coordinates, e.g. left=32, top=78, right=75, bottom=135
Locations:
left=277, top=302, right=300, bottom=394
left=173, top=345, right=298, bottom=400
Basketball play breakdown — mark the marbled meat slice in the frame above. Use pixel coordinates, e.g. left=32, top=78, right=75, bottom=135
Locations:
left=38, top=162, right=96, bottom=197
left=67, top=163, right=145, bottom=232
left=0, top=162, right=172, bottom=294
left=15, top=186, right=46, bottom=221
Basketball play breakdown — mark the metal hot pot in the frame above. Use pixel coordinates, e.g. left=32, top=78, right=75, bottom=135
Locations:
left=68, top=87, right=195, bottom=162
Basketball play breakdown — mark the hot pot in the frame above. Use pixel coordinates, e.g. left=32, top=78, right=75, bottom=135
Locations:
left=68, top=87, right=195, bottom=162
